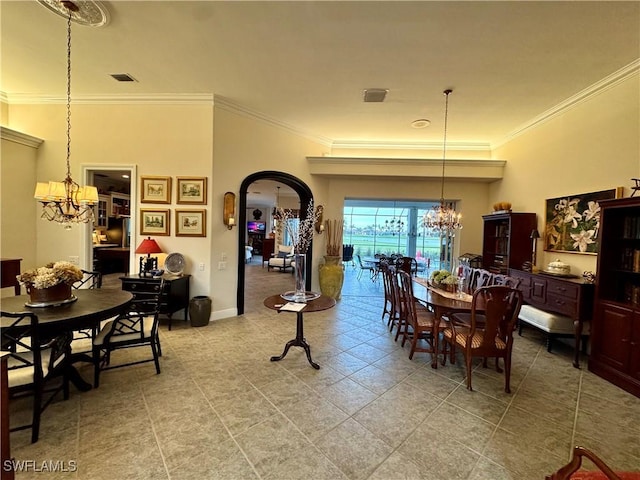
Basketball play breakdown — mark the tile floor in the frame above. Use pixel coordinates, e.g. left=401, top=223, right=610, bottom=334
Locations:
left=7, top=260, right=640, bottom=479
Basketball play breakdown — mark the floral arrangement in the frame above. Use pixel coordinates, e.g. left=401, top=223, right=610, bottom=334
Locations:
left=17, top=261, right=83, bottom=289
left=430, top=269, right=457, bottom=285
left=324, top=219, right=343, bottom=256
left=277, top=201, right=322, bottom=255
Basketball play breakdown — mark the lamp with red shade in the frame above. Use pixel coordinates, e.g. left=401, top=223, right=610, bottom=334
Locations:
left=135, top=236, right=163, bottom=277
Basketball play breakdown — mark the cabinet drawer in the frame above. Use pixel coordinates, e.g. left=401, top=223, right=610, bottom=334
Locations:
left=546, top=293, right=578, bottom=316
left=546, top=279, right=579, bottom=300
left=121, top=281, right=162, bottom=293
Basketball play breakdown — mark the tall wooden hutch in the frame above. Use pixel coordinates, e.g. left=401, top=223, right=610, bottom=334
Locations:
left=481, top=212, right=537, bottom=273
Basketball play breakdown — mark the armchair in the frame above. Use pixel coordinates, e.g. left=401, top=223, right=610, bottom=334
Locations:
left=267, top=244, right=294, bottom=272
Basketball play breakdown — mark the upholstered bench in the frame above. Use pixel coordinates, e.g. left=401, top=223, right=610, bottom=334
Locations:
left=518, top=304, right=590, bottom=353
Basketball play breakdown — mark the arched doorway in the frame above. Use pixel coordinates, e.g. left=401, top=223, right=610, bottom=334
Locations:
left=236, top=171, right=314, bottom=315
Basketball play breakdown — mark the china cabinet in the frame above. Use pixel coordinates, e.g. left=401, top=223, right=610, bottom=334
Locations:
left=481, top=212, right=537, bottom=273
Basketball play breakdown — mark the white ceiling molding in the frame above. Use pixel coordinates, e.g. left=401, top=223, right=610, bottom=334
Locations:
left=307, top=156, right=506, bottom=182
left=0, top=126, right=44, bottom=148
left=330, top=140, right=491, bottom=152
left=214, top=95, right=333, bottom=147
left=495, top=59, right=640, bottom=150
left=3, top=93, right=214, bottom=105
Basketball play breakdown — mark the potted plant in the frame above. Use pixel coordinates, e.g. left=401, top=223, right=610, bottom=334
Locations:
left=430, top=269, right=458, bottom=293
left=17, top=261, right=83, bottom=305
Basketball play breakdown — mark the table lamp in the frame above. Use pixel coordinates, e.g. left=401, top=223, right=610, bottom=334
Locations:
left=135, top=237, right=163, bottom=277
left=530, top=229, right=540, bottom=270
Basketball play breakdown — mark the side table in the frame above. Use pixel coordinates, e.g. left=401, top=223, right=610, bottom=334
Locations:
left=120, top=274, right=191, bottom=330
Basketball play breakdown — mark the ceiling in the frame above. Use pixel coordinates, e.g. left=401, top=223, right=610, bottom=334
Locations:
left=2, top=1, right=639, bottom=149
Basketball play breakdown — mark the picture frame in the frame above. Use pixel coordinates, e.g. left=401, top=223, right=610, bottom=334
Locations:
left=544, top=187, right=622, bottom=254
left=140, top=209, right=170, bottom=236
left=176, top=209, right=206, bottom=237
left=177, top=177, right=207, bottom=205
left=140, top=176, right=171, bottom=204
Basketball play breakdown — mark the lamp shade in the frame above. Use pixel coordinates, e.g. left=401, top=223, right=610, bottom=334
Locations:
left=135, top=237, right=163, bottom=255
left=530, top=229, right=540, bottom=239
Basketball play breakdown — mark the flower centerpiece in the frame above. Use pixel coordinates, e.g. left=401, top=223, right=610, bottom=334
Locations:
left=277, top=202, right=322, bottom=302
left=17, top=261, right=83, bottom=306
left=430, top=269, right=458, bottom=292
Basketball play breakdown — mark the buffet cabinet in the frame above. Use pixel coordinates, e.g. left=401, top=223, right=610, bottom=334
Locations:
left=482, top=212, right=537, bottom=274
left=589, top=197, right=640, bottom=397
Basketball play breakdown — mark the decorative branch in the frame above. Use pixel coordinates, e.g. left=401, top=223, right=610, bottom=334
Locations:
left=325, top=219, right=343, bottom=256
left=277, top=201, right=321, bottom=254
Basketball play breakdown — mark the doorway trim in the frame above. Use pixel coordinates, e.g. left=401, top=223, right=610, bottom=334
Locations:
left=82, top=164, right=137, bottom=273
left=237, top=171, right=314, bottom=315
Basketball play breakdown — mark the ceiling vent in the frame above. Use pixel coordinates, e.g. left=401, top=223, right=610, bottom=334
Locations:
left=110, top=73, right=138, bottom=82
left=363, top=88, right=388, bottom=103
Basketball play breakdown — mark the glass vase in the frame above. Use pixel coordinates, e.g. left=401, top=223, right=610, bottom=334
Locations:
left=293, top=253, right=307, bottom=302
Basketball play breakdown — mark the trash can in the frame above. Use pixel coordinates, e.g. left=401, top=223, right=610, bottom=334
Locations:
left=189, top=296, right=211, bottom=327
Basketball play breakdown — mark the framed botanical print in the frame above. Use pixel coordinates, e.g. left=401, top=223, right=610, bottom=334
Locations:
left=141, top=176, right=171, bottom=204
left=177, top=177, right=207, bottom=205
left=140, top=209, right=170, bottom=236
left=176, top=209, right=206, bottom=237
left=544, top=187, right=622, bottom=254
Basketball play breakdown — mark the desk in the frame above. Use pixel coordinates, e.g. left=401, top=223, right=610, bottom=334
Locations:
left=120, top=274, right=190, bottom=330
left=1, top=258, right=21, bottom=296
left=412, top=277, right=475, bottom=367
left=264, top=294, right=336, bottom=369
left=1, top=289, right=132, bottom=390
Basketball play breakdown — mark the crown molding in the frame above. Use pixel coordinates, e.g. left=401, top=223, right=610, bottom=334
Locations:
left=3, top=93, right=214, bottom=105
left=495, top=59, right=640, bottom=149
left=0, top=126, right=44, bottom=148
left=213, top=95, right=333, bottom=147
left=308, top=156, right=505, bottom=167
left=330, top=140, right=491, bottom=152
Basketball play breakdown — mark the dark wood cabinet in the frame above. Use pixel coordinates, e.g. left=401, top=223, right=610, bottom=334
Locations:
left=510, top=269, right=594, bottom=367
left=1, top=258, right=21, bottom=295
left=589, top=197, right=640, bottom=397
left=482, top=212, right=537, bottom=273
left=262, top=238, right=275, bottom=267
left=120, top=274, right=190, bottom=330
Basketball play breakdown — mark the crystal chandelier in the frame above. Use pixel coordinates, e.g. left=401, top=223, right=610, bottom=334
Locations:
left=423, top=89, right=462, bottom=236
left=34, top=1, right=98, bottom=227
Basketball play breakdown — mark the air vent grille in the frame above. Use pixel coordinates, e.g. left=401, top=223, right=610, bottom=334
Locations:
left=363, top=88, right=388, bottom=102
left=110, top=73, right=138, bottom=82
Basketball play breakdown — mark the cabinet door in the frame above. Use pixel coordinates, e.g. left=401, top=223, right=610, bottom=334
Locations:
left=630, top=312, right=640, bottom=381
left=593, top=302, right=633, bottom=371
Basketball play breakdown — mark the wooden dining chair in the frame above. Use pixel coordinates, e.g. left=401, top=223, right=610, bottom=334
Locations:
left=397, top=271, right=439, bottom=360
left=1, top=311, right=71, bottom=443
left=380, top=261, right=397, bottom=328
left=440, top=285, right=523, bottom=393
left=546, top=446, right=625, bottom=479
left=492, top=274, right=521, bottom=289
left=92, top=279, right=165, bottom=387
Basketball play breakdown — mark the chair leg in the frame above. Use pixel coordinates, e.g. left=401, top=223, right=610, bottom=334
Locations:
left=504, top=354, right=512, bottom=394
left=465, top=354, right=473, bottom=391
left=409, top=334, right=418, bottom=360
left=31, top=385, right=43, bottom=443
left=150, top=340, right=161, bottom=375
left=156, top=336, right=162, bottom=357
left=93, top=346, right=101, bottom=388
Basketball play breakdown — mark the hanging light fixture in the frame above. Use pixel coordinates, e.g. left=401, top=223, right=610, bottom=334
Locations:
left=423, top=89, right=462, bottom=236
left=34, top=0, right=98, bottom=228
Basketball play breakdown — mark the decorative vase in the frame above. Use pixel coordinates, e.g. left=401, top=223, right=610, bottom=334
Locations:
left=189, top=296, right=211, bottom=327
left=293, top=253, right=307, bottom=303
left=26, top=282, right=72, bottom=304
left=319, top=255, right=344, bottom=300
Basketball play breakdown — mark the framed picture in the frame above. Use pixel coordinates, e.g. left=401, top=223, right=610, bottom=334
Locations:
left=140, top=209, right=170, bottom=236
left=177, top=177, right=207, bottom=205
left=544, top=187, right=622, bottom=254
left=176, top=209, right=206, bottom=237
left=141, top=176, right=171, bottom=204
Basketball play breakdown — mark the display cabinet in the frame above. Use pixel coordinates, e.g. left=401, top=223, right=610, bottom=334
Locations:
left=94, top=194, right=109, bottom=228
left=481, top=212, right=537, bottom=274
left=589, top=197, right=640, bottom=397
left=110, top=193, right=130, bottom=216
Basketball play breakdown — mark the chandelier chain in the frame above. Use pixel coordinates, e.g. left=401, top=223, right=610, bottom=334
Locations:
left=66, top=10, right=72, bottom=179
left=440, top=89, right=451, bottom=202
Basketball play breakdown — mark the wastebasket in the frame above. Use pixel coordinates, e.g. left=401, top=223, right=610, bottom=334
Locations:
left=189, top=296, right=211, bottom=327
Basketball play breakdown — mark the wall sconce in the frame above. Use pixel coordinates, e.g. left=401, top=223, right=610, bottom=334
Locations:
left=315, top=205, right=325, bottom=234
left=223, top=191, right=236, bottom=230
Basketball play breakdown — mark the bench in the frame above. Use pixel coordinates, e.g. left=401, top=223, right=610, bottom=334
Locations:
left=518, top=304, right=590, bottom=353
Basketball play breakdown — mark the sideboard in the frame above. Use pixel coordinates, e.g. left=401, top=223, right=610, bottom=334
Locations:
left=509, top=269, right=595, bottom=368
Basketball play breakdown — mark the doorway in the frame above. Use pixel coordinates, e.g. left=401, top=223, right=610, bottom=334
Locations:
left=236, top=171, right=313, bottom=315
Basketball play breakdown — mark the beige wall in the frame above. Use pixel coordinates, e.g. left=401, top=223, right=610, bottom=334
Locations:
left=491, top=74, right=640, bottom=276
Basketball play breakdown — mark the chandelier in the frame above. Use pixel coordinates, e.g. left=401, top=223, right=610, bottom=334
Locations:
left=423, top=89, right=462, bottom=237
left=34, top=0, right=98, bottom=227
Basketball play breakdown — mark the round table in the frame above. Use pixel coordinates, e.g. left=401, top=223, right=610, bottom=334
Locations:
left=264, top=293, right=336, bottom=369
left=1, top=289, right=133, bottom=390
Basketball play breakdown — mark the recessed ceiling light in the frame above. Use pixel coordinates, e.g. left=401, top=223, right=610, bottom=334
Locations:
left=122, top=174, right=129, bottom=179
left=411, top=119, right=431, bottom=128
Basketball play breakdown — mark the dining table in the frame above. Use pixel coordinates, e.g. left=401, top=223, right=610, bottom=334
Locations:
left=411, top=277, right=478, bottom=367
left=1, top=289, right=133, bottom=391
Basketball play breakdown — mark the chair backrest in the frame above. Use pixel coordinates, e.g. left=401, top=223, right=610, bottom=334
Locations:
left=470, top=269, right=494, bottom=291
left=380, top=261, right=395, bottom=301
left=107, top=279, right=166, bottom=342
left=356, top=254, right=368, bottom=269
left=492, top=274, right=521, bottom=289
left=397, top=270, right=417, bottom=325
left=276, top=244, right=294, bottom=256
left=395, top=256, right=414, bottom=275
left=342, top=245, right=354, bottom=262
left=469, top=286, right=523, bottom=350
left=460, top=264, right=475, bottom=292
left=73, top=270, right=102, bottom=290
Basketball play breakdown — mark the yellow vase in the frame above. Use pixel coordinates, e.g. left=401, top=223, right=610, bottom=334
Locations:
left=319, top=255, right=344, bottom=300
